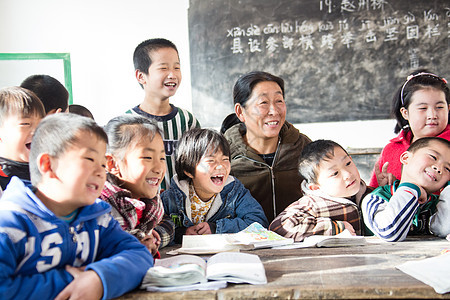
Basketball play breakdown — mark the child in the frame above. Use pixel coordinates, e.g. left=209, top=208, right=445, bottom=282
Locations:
left=370, top=70, right=450, bottom=188
left=128, top=38, right=200, bottom=191
left=269, top=140, right=372, bottom=241
left=161, top=128, right=268, bottom=244
left=69, top=104, right=95, bottom=119
left=0, top=113, right=153, bottom=299
left=101, top=114, right=175, bottom=256
left=362, top=137, right=450, bottom=242
left=0, top=87, right=45, bottom=190
left=20, top=74, right=69, bottom=115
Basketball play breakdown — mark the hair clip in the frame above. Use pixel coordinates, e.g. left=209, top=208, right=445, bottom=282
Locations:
left=400, top=72, right=448, bottom=105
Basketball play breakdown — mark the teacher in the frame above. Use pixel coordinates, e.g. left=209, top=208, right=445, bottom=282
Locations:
left=224, top=71, right=311, bottom=223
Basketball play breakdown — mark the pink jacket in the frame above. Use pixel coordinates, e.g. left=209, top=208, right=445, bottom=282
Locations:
left=370, top=125, right=450, bottom=188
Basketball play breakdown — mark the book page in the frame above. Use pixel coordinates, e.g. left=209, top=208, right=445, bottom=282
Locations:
left=226, top=222, right=294, bottom=248
left=176, top=234, right=244, bottom=254
left=206, top=252, right=267, bottom=284
left=141, top=255, right=207, bottom=287
left=273, top=230, right=366, bottom=249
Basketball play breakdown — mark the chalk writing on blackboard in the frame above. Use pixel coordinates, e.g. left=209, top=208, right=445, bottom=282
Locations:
left=188, top=0, right=450, bottom=127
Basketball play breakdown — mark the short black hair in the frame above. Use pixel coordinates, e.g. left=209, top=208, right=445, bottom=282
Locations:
left=175, top=128, right=230, bottom=182
left=69, top=104, right=94, bottom=119
left=407, top=136, right=450, bottom=154
left=133, top=38, right=178, bottom=72
left=298, top=139, right=348, bottom=184
left=0, top=86, right=45, bottom=126
left=21, top=74, right=69, bottom=114
left=29, top=113, right=108, bottom=185
left=104, top=114, right=162, bottom=160
left=233, top=71, right=285, bottom=107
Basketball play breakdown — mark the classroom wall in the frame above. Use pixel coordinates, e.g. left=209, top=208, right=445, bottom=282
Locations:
left=0, top=0, right=397, bottom=155
left=0, top=0, right=192, bottom=125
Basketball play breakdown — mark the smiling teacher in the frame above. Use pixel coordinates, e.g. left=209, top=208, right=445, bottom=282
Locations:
left=224, top=71, right=311, bottom=223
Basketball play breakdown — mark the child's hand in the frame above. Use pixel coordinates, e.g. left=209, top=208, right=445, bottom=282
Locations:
left=342, top=221, right=356, bottom=235
left=416, top=185, right=428, bottom=204
left=55, top=266, right=103, bottom=300
left=195, top=222, right=212, bottom=235
left=185, top=223, right=212, bottom=235
left=375, top=161, right=396, bottom=186
left=151, top=229, right=161, bottom=249
left=141, top=233, right=159, bottom=256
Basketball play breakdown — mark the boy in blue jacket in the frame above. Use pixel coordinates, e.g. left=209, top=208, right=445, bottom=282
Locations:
left=162, top=128, right=268, bottom=244
left=0, top=113, right=153, bottom=300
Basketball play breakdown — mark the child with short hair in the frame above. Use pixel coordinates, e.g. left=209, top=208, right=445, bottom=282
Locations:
left=128, top=38, right=200, bottom=191
left=69, top=104, right=95, bottom=119
left=0, top=86, right=45, bottom=190
left=101, top=114, right=175, bottom=256
left=362, top=137, right=450, bottom=242
left=161, top=128, right=268, bottom=244
left=0, top=113, right=152, bottom=299
left=20, top=74, right=69, bottom=114
left=269, top=140, right=372, bottom=241
left=370, top=70, right=450, bottom=188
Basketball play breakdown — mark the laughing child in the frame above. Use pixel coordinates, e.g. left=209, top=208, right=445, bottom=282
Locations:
left=101, top=114, right=175, bottom=256
left=269, top=139, right=372, bottom=241
left=0, top=87, right=45, bottom=191
left=0, top=113, right=152, bottom=299
left=161, top=128, right=268, bottom=244
left=362, top=137, right=450, bottom=241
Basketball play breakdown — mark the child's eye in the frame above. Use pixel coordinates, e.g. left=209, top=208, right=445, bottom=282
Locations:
left=445, top=167, right=450, bottom=173
left=346, top=161, right=352, bottom=166
left=331, top=171, right=338, bottom=177
left=429, top=154, right=437, bottom=160
left=143, top=156, right=152, bottom=160
left=85, top=157, right=94, bottom=162
left=160, top=157, right=166, bottom=161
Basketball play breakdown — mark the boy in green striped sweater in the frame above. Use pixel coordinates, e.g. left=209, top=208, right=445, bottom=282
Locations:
left=128, top=38, right=200, bottom=190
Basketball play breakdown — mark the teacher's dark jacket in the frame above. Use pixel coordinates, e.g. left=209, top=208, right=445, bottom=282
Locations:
left=225, top=121, right=311, bottom=223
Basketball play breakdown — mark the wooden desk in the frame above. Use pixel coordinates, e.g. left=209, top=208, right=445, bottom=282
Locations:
left=118, top=237, right=450, bottom=299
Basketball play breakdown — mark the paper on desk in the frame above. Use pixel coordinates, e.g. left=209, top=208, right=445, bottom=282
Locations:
left=272, top=229, right=366, bottom=249
left=145, top=280, right=227, bottom=292
left=396, top=252, right=450, bottom=294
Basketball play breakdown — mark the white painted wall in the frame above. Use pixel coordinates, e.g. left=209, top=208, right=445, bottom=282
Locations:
left=0, top=0, right=397, bottom=150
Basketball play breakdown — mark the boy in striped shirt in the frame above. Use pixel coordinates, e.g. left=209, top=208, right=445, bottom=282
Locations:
left=128, top=38, right=200, bottom=190
left=362, top=137, right=450, bottom=242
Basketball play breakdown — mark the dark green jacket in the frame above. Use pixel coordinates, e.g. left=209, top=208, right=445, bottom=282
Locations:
left=224, top=121, right=311, bottom=223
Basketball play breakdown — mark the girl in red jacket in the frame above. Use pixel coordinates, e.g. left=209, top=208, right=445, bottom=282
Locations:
left=370, top=70, right=450, bottom=188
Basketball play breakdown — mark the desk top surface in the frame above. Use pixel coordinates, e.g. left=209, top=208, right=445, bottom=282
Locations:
left=117, top=236, right=450, bottom=299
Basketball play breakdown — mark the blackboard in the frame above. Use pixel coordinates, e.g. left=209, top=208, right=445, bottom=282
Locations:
left=188, top=0, right=450, bottom=128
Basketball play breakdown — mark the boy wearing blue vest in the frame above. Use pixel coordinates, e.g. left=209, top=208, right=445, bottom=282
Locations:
left=0, top=114, right=152, bottom=299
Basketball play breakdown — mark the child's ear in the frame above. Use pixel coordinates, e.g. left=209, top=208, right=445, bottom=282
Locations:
left=37, top=153, right=57, bottom=178
left=135, top=69, right=147, bottom=85
left=184, top=170, right=194, bottom=179
left=400, top=151, right=411, bottom=165
left=308, top=182, right=320, bottom=191
left=400, top=107, right=409, bottom=121
left=106, top=154, right=120, bottom=176
left=234, top=103, right=246, bottom=123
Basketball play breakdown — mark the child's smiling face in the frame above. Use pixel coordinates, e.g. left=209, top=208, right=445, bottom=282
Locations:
left=116, top=133, right=166, bottom=199
left=188, top=148, right=231, bottom=201
left=400, top=140, right=450, bottom=194
left=401, top=87, right=449, bottom=142
left=0, top=113, right=42, bottom=162
left=310, top=146, right=361, bottom=198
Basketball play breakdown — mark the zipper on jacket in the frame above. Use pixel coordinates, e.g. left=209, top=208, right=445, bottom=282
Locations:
left=234, top=138, right=281, bottom=220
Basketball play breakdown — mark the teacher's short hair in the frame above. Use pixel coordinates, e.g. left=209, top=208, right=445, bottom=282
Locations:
left=233, top=71, right=285, bottom=107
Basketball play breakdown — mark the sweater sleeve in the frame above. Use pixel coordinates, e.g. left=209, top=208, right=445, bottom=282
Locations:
left=429, top=185, right=450, bottom=238
left=268, top=197, right=344, bottom=242
left=85, top=214, right=153, bottom=300
left=361, top=183, right=420, bottom=242
left=154, top=214, right=175, bottom=248
left=0, top=229, right=73, bottom=300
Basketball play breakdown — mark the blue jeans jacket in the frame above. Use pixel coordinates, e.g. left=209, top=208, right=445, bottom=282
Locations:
left=161, top=175, right=268, bottom=242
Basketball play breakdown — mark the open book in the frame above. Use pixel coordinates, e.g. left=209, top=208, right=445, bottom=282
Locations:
left=273, top=229, right=367, bottom=249
left=170, top=222, right=293, bottom=255
left=141, top=252, right=267, bottom=290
